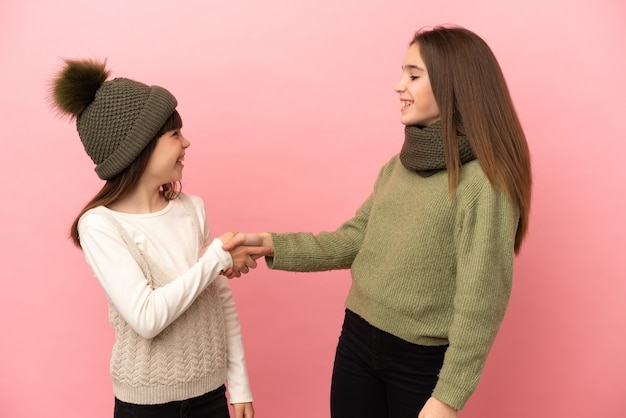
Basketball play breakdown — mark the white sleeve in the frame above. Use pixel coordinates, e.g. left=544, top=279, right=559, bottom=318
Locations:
left=78, top=214, right=233, bottom=339
left=216, top=276, right=253, bottom=404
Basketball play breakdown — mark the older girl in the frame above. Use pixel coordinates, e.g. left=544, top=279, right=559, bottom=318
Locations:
left=224, top=25, right=532, bottom=418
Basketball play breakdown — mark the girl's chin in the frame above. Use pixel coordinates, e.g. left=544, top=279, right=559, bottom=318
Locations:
left=400, top=117, right=440, bottom=127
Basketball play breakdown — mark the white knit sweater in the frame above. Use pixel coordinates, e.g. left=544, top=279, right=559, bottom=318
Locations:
left=78, top=193, right=252, bottom=405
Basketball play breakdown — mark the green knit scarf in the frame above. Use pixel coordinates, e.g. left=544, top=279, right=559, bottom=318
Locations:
left=400, top=122, right=476, bottom=177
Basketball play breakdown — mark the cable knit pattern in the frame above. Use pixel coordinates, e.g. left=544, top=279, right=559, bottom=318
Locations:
left=95, top=195, right=228, bottom=404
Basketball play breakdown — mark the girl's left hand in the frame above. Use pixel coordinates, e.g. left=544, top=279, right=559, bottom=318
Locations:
left=233, top=402, right=254, bottom=418
left=418, top=397, right=457, bottom=418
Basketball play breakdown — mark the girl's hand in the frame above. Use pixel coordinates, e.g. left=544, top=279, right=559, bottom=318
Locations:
left=418, top=397, right=457, bottom=418
left=232, top=402, right=254, bottom=418
left=220, top=232, right=274, bottom=277
left=222, top=232, right=273, bottom=251
left=217, top=231, right=236, bottom=247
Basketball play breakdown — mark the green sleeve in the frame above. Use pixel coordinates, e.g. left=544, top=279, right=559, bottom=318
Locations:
left=266, top=192, right=373, bottom=272
left=433, top=184, right=519, bottom=409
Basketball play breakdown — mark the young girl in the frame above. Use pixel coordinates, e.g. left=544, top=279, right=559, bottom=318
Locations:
left=51, top=59, right=269, bottom=418
left=223, top=25, right=532, bottom=418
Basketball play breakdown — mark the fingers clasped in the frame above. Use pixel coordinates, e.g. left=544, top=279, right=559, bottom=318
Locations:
left=221, top=232, right=274, bottom=278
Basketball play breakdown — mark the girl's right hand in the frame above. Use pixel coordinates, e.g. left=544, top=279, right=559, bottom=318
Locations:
left=220, top=232, right=274, bottom=277
left=222, top=232, right=274, bottom=251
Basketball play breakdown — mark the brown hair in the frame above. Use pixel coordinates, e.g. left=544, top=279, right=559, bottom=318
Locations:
left=412, top=26, right=532, bottom=253
left=70, top=110, right=184, bottom=248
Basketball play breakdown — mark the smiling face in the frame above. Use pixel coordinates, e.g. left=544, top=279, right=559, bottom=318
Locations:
left=143, top=128, right=190, bottom=187
left=394, top=43, right=440, bottom=127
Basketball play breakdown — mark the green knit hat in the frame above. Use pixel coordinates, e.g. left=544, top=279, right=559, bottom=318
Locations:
left=51, top=59, right=177, bottom=180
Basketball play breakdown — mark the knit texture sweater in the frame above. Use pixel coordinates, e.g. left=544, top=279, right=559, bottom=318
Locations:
left=78, top=194, right=252, bottom=405
left=267, top=156, right=519, bottom=409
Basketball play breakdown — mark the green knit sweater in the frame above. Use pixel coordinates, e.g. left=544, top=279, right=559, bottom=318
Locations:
left=267, top=155, right=519, bottom=409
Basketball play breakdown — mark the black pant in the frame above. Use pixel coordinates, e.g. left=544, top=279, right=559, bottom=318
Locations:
left=331, top=310, right=447, bottom=418
left=114, top=385, right=229, bottom=418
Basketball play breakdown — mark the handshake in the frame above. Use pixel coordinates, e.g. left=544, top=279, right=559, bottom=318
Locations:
left=218, top=232, right=274, bottom=278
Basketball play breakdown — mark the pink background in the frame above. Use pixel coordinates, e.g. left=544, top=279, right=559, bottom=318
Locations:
left=1, top=0, right=625, bottom=417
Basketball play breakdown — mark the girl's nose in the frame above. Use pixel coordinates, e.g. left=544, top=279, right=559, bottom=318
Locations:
left=394, top=78, right=405, bottom=93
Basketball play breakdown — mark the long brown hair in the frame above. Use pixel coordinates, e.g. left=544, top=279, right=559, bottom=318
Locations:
left=70, top=110, right=183, bottom=248
left=412, top=26, right=532, bottom=253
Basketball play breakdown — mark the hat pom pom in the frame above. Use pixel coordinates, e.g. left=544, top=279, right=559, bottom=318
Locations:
left=51, top=59, right=110, bottom=118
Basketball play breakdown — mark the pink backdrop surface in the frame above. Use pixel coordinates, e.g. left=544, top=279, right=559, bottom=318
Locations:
left=1, top=0, right=625, bottom=417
